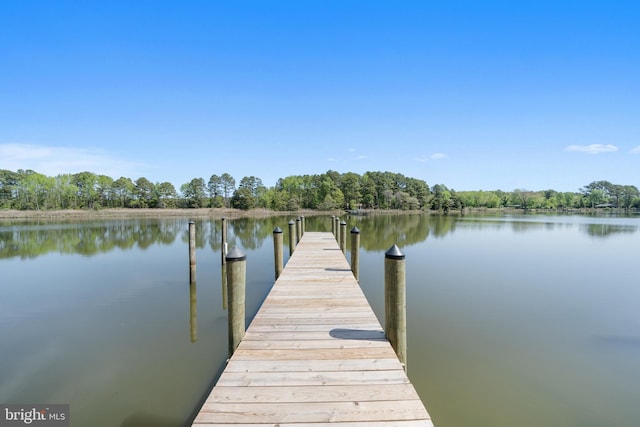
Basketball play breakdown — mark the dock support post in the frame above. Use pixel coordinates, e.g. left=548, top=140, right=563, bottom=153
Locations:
left=335, top=217, right=340, bottom=244
left=340, top=220, right=347, bottom=253
left=221, top=217, right=228, bottom=310
left=301, top=215, right=305, bottom=236
left=221, top=217, right=227, bottom=265
left=296, top=217, right=302, bottom=243
left=350, top=226, right=360, bottom=281
left=188, top=221, right=198, bottom=343
left=273, top=227, right=283, bottom=280
left=189, top=279, right=198, bottom=343
left=226, top=247, right=246, bottom=357
left=288, top=220, right=296, bottom=255
left=331, top=215, right=336, bottom=236
left=385, top=245, right=407, bottom=370
left=189, top=220, right=196, bottom=268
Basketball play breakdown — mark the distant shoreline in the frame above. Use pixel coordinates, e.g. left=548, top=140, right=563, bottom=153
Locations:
left=0, top=208, right=307, bottom=220
left=0, top=207, right=635, bottom=221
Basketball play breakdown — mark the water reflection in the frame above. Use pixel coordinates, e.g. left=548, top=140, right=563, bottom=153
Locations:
left=0, top=219, right=184, bottom=259
left=3, top=213, right=640, bottom=427
left=189, top=265, right=198, bottom=343
left=189, top=281, right=198, bottom=344
left=1, top=213, right=638, bottom=260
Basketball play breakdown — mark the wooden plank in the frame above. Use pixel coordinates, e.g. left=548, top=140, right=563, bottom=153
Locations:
left=194, top=422, right=433, bottom=427
left=195, top=400, right=429, bottom=423
left=229, top=347, right=399, bottom=361
left=191, top=231, right=431, bottom=426
left=205, top=384, right=422, bottom=403
left=237, top=339, right=390, bottom=350
left=248, top=322, right=381, bottom=331
left=225, top=358, right=403, bottom=372
left=242, top=330, right=386, bottom=341
left=215, top=370, right=411, bottom=387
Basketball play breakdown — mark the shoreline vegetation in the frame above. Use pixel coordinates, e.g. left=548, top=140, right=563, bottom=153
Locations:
left=1, top=168, right=639, bottom=214
left=0, top=206, right=637, bottom=221
left=0, top=208, right=327, bottom=220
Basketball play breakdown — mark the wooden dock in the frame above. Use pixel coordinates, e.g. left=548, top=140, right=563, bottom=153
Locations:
left=192, top=231, right=432, bottom=426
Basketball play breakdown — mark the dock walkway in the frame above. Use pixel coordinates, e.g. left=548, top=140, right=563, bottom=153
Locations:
left=192, top=231, right=432, bottom=426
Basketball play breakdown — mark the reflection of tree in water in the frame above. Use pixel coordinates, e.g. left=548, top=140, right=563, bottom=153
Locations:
left=458, top=215, right=640, bottom=239
left=0, top=219, right=183, bottom=259
left=176, top=216, right=297, bottom=253
left=3, top=214, right=634, bottom=259
left=344, top=214, right=457, bottom=251
left=581, top=223, right=637, bottom=238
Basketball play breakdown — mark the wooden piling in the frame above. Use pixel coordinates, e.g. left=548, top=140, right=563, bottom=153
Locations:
left=273, top=227, right=283, bottom=280
left=226, top=247, right=246, bottom=357
left=385, top=244, right=407, bottom=370
left=296, top=217, right=302, bottom=243
left=221, top=217, right=227, bottom=265
left=288, top=220, right=296, bottom=255
left=331, top=215, right=336, bottom=236
left=221, top=218, right=228, bottom=310
left=189, top=279, right=198, bottom=343
left=335, top=217, right=340, bottom=243
left=189, top=221, right=196, bottom=267
left=340, top=220, right=347, bottom=253
left=301, top=215, right=305, bottom=236
left=350, top=226, right=360, bottom=281
left=189, top=222, right=198, bottom=342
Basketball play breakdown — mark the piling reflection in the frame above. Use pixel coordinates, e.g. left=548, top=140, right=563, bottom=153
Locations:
left=189, top=274, right=197, bottom=344
left=188, top=222, right=198, bottom=343
left=1, top=213, right=638, bottom=260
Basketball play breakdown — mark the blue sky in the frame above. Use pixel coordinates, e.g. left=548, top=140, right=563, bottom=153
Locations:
left=1, top=1, right=638, bottom=192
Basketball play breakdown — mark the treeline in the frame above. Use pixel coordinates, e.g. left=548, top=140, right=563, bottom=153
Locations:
left=453, top=180, right=640, bottom=210
left=0, top=169, right=430, bottom=211
left=1, top=169, right=638, bottom=211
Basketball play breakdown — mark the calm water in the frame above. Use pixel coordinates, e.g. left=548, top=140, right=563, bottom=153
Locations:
left=1, top=213, right=639, bottom=426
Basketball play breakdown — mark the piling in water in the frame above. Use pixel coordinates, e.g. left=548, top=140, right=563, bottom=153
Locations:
left=296, top=217, right=302, bottom=243
left=385, top=244, right=407, bottom=370
left=340, top=220, right=347, bottom=253
left=221, top=217, right=227, bottom=265
left=189, top=221, right=196, bottom=268
left=335, top=217, right=340, bottom=244
left=350, top=226, right=360, bottom=281
left=288, top=220, right=296, bottom=255
left=226, top=247, right=246, bottom=357
left=273, top=227, right=283, bottom=280
left=189, top=222, right=198, bottom=342
left=221, top=218, right=228, bottom=310
left=189, top=279, right=198, bottom=343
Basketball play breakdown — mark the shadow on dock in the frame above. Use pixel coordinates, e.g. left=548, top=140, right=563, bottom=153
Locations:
left=329, top=328, right=386, bottom=340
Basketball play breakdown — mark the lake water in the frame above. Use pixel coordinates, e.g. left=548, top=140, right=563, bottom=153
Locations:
left=1, top=213, right=639, bottom=426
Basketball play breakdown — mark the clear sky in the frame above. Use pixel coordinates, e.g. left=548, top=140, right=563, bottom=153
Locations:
left=1, top=1, right=638, bottom=192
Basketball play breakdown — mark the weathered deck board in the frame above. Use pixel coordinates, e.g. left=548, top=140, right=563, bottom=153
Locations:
left=192, top=231, right=432, bottom=426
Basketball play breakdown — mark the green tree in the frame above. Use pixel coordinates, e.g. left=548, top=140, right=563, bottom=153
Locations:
left=95, top=175, right=114, bottom=208
left=112, top=177, right=134, bottom=208
left=208, top=174, right=224, bottom=207
left=230, top=186, right=253, bottom=210
left=181, top=178, right=207, bottom=208
left=0, top=169, right=19, bottom=208
left=134, top=177, right=156, bottom=208
left=156, top=182, right=178, bottom=208
left=72, top=171, right=98, bottom=209
left=231, top=176, right=266, bottom=210
left=430, top=184, right=452, bottom=211
left=340, top=172, right=362, bottom=210
left=220, top=173, right=236, bottom=207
